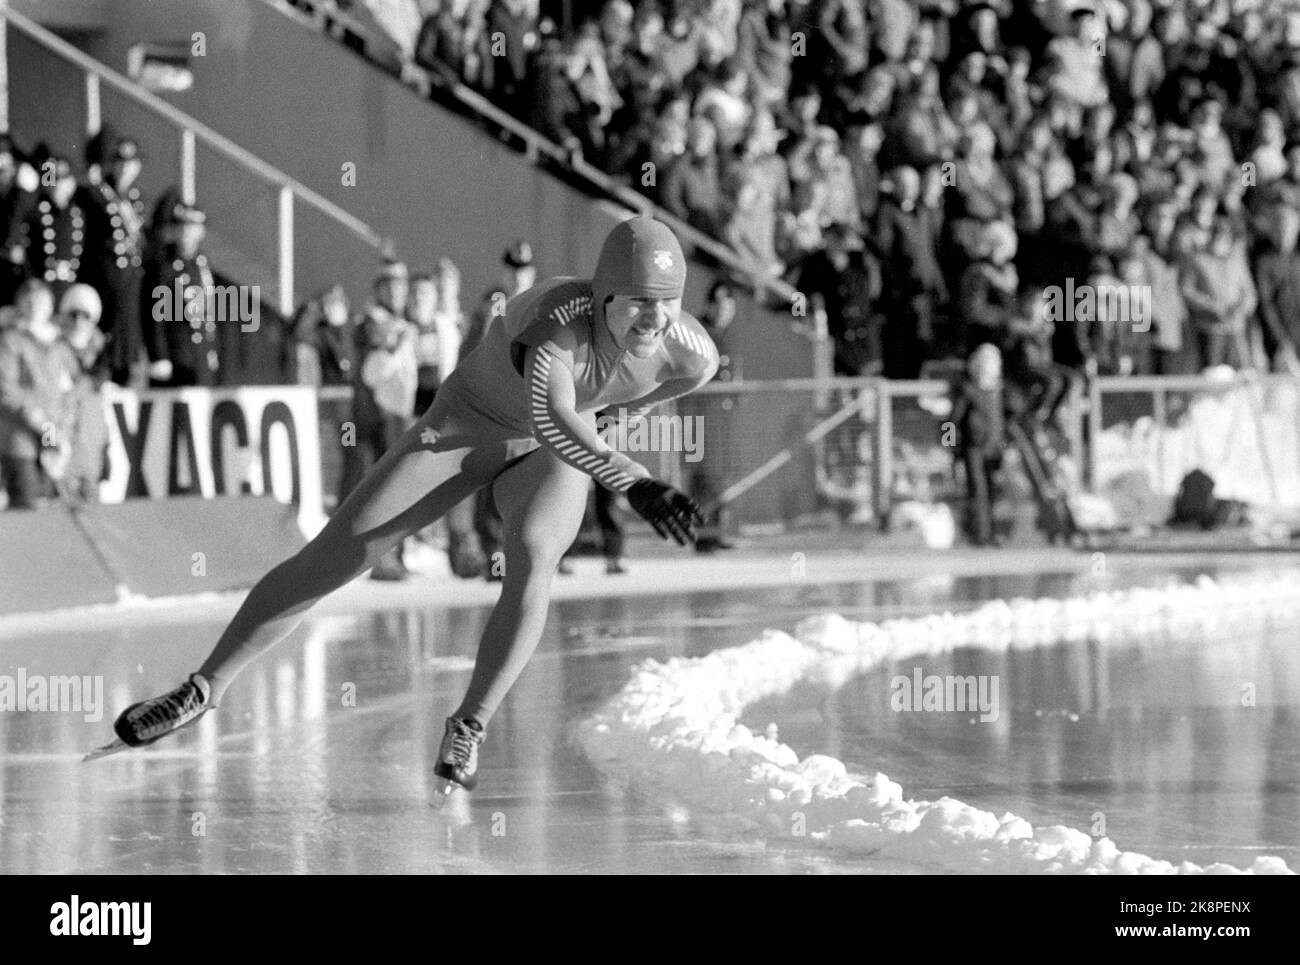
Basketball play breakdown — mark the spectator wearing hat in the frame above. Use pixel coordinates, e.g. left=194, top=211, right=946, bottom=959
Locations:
left=80, top=134, right=148, bottom=386
left=56, top=284, right=109, bottom=501
left=463, top=239, right=536, bottom=361
left=0, top=135, right=37, bottom=307
left=0, top=280, right=80, bottom=509
left=150, top=202, right=219, bottom=386
left=11, top=156, right=87, bottom=303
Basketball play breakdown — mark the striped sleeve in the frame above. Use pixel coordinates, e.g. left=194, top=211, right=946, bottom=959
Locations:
left=527, top=344, right=642, bottom=492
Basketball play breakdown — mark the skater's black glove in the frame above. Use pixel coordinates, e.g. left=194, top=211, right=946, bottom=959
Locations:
left=627, top=479, right=703, bottom=546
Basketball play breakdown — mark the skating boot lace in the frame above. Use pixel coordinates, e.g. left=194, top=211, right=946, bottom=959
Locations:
left=446, top=719, right=481, bottom=768
left=127, top=678, right=207, bottom=742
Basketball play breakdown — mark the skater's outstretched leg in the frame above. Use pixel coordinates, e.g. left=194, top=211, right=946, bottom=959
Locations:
left=105, top=409, right=515, bottom=753
left=197, top=435, right=505, bottom=703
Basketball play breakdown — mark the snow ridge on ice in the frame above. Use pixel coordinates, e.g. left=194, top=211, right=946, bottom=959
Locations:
left=576, top=574, right=1297, bottom=874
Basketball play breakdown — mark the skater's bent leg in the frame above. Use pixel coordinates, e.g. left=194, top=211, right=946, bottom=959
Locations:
left=453, top=448, right=589, bottom=725
left=197, top=431, right=507, bottom=702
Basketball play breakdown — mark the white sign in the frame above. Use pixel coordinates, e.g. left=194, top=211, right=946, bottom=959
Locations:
left=101, top=386, right=324, bottom=532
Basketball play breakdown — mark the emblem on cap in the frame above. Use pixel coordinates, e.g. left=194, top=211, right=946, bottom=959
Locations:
left=653, top=250, right=674, bottom=271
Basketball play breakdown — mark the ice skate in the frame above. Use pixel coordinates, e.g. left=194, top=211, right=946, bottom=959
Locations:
left=433, top=716, right=485, bottom=791
left=85, top=674, right=212, bottom=761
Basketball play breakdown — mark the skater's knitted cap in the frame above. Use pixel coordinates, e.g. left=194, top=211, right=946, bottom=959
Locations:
left=592, top=216, right=686, bottom=313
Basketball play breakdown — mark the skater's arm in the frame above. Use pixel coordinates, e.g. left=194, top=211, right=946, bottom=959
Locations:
left=525, top=342, right=651, bottom=492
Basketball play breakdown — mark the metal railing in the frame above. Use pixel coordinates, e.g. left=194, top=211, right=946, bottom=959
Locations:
left=0, top=3, right=387, bottom=317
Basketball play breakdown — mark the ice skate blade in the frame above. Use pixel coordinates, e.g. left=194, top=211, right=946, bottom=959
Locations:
left=82, top=738, right=132, bottom=762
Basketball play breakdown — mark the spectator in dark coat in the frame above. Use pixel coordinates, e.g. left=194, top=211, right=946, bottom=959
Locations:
left=0, top=135, right=36, bottom=308
left=483, top=0, right=539, bottom=118
left=797, top=223, right=883, bottom=375
left=872, top=165, right=948, bottom=376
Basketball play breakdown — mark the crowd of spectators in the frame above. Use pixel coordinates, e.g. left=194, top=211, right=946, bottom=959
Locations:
left=0, top=126, right=224, bottom=510
left=340, top=0, right=1300, bottom=390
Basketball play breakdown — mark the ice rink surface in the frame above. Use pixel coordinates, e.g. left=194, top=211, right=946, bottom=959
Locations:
left=1, top=546, right=1296, bottom=874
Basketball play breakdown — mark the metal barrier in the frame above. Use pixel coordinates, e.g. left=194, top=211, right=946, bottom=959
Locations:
left=315, top=378, right=967, bottom=529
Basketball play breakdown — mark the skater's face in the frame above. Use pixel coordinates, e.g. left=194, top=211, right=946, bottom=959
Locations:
left=604, top=294, right=682, bottom=357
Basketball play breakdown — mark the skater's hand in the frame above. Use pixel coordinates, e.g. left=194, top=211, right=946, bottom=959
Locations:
left=627, top=479, right=703, bottom=546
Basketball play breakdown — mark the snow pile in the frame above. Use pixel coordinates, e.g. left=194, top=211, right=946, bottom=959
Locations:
left=577, top=574, right=1299, bottom=874
left=1096, top=380, right=1300, bottom=509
